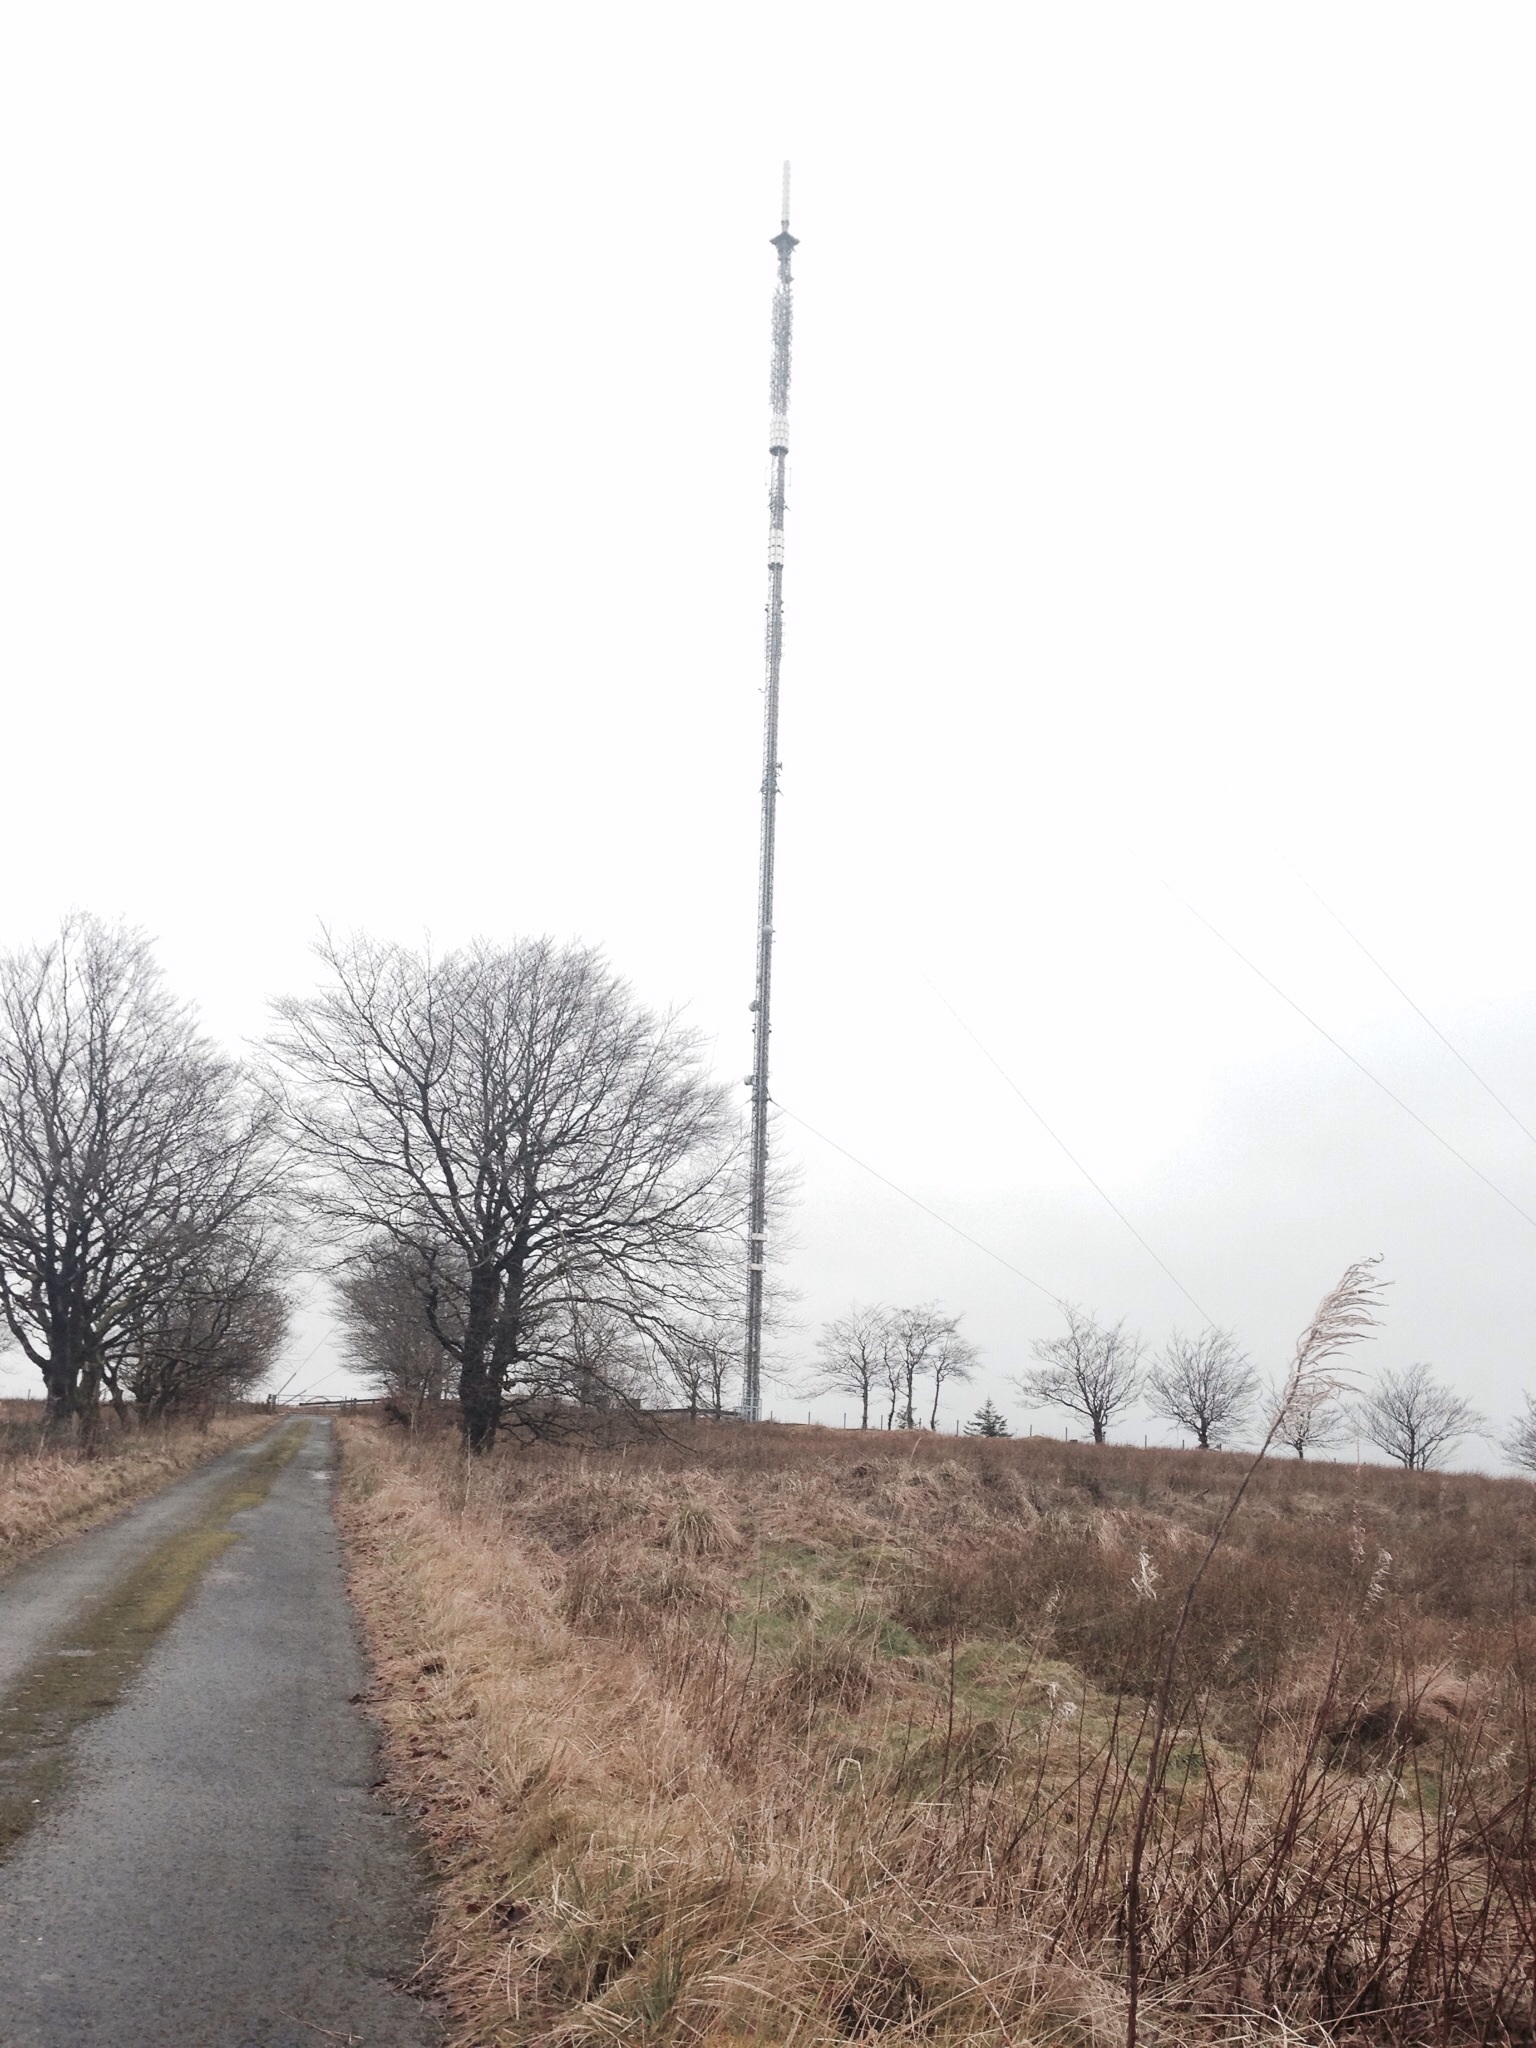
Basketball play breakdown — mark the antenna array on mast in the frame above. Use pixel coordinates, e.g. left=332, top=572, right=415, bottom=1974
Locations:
left=743, top=164, right=797, bottom=1422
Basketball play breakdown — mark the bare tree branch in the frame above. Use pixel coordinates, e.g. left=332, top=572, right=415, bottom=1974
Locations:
left=1505, top=1391, right=1536, bottom=1476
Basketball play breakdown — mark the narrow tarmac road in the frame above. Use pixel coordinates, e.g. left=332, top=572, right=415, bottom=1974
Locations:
left=0, top=1420, right=442, bottom=2048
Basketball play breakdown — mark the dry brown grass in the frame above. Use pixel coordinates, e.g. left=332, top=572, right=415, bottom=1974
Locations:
left=0, top=1397, right=271, bottom=1574
left=336, top=1419, right=1536, bottom=2047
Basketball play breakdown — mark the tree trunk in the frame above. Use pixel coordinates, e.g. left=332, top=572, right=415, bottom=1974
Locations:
left=76, top=1367, right=105, bottom=1449
left=460, top=1363, right=501, bottom=1451
left=43, top=1376, right=77, bottom=1425
left=42, top=1344, right=83, bottom=1426
left=473, top=1238, right=533, bottom=1455
left=457, top=1264, right=503, bottom=1452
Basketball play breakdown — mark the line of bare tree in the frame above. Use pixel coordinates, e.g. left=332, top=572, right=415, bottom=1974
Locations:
left=795, top=1269, right=1536, bottom=1470
left=0, top=918, right=769, bottom=1452
left=0, top=916, right=290, bottom=1433
left=8, top=915, right=1533, bottom=1478
left=808, top=1302, right=977, bottom=1429
left=1004, top=1300, right=1506, bottom=1470
left=803, top=1292, right=1527, bottom=1473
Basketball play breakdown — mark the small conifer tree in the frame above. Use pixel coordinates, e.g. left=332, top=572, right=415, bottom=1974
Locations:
left=965, top=1398, right=1010, bottom=1438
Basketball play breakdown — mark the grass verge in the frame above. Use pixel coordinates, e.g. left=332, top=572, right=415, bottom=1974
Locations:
left=0, top=1399, right=272, bottom=1576
left=336, top=1418, right=1536, bottom=2048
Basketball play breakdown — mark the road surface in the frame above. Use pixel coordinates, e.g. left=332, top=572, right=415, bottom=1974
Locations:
left=0, top=1419, right=442, bottom=2047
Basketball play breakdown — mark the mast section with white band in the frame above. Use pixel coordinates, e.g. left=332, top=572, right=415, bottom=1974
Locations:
left=742, top=164, right=796, bottom=1422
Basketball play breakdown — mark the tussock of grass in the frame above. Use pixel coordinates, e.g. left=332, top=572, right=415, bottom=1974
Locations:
left=0, top=1399, right=270, bottom=1573
left=337, top=1421, right=1536, bottom=2047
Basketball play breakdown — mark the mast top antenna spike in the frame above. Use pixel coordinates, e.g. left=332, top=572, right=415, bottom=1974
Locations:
left=781, top=161, right=791, bottom=229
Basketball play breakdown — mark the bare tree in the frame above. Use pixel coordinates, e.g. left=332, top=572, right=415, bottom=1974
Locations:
left=650, top=1317, right=739, bottom=1418
left=1015, top=1305, right=1143, bottom=1444
left=341, top=1239, right=655, bottom=1432
left=1505, top=1391, right=1536, bottom=1476
left=0, top=916, right=283, bottom=1432
left=809, top=1305, right=892, bottom=1429
left=1354, top=1360, right=1485, bottom=1471
left=701, top=1332, right=738, bottom=1419
left=910, top=1304, right=979, bottom=1430
left=867, top=1303, right=979, bottom=1430
left=880, top=1328, right=906, bottom=1430
left=270, top=933, right=741, bottom=1451
left=123, top=1231, right=289, bottom=1420
left=1268, top=1376, right=1350, bottom=1459
left=652, top=1330, right=713, bottom=1419
left=559, top=1301, right=651, bottom=1412
left=1145, top=1328, right=1255, bottom=1449
left=333, top=1237, right=455, bottom=1420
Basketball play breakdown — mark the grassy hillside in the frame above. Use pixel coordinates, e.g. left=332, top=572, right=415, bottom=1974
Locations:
left=337, top=1417, right=1536, bottom=2047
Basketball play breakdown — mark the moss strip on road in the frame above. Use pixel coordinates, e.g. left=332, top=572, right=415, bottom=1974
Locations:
left=0, top=1422, right=305, bottom=1854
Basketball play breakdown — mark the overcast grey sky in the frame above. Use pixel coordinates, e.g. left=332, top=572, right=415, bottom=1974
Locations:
left=3, top=5, right=1533, bottom=1455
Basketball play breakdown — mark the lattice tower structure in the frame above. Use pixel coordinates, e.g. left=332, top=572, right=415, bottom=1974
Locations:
left=743, top=164, right=796, bottom=1422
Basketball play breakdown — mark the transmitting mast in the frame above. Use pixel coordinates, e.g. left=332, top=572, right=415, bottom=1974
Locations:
left=742, top=164, right=797, bottom=1422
